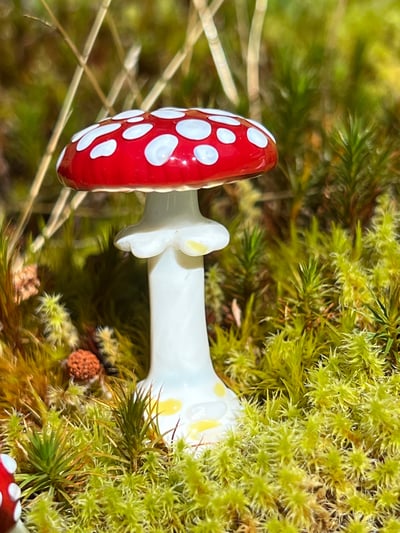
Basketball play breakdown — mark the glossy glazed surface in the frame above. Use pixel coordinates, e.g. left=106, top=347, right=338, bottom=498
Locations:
left=57, top=107, right=278, bottom=191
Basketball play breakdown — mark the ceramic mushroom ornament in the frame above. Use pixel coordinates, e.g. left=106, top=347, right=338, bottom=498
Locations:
left=0, top=454, right=28, bottom=533
left=57, top=107, right=278, bottom=446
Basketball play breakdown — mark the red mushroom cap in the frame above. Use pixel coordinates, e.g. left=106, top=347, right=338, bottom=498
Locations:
left=0, top=454, right=22, bottom=533
left=57, top=107, right=278, bottom=192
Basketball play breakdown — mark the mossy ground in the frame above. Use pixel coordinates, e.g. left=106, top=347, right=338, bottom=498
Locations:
left=1, top=1, right=400, bottom=531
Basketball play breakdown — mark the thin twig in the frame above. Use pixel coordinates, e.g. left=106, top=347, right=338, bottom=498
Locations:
left=105, top=13, right=143, bottom=106
left=192, top=0, right=239, bottom=106
left=247, top=0, right=268, bottom=121
left=40, top=0, right=114, bottom=111
left=141, top=0, right=225, bottom=111
left=9, top=0, right=113, bottom=255
left=30, top=189, right=71, bottom=253
left=181, top=3, right=198, bottom=76
left=234, top=0, right=249, bottom=66
left=97, top=44, right=142, bottom=120
left=43, top=191, right=89, bottom=238
left=30, top=44, right=141, bottom=255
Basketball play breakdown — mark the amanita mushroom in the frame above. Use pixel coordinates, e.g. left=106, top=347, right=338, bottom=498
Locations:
left=57, top=107, right=277, bottom=445
left=0, top=454, right=28, bottom=533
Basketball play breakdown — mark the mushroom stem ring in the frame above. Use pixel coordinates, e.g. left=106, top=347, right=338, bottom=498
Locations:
left=115, top=190, right=240, bottom=444
left=56, top=106, right=278, bottom=447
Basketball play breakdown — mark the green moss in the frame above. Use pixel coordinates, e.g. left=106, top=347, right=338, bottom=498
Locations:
left=4, top=191, right=400, bottom=530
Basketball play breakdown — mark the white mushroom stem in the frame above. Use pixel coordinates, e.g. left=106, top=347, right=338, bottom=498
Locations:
left=149, top=248, right=212, bottom=379
left=115, top=190, right=241, bottom=445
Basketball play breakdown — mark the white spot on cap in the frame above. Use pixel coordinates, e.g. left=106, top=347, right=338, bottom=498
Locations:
left=127, top=116, right=145, bottom=123
left=176, top=119, right=211, bottom=140
left=208, top=115, right=241, bottom=126
left=247, top=127, right=268, bottom=148
left=56, top=146, right=67, bottom=171
left=0, top=492, right=2, bottom=506
left=247, top=119, right=276, bottom=143
left=194, top=144, right=219, bottom=165
left=71, top=123, right=98, bottom=142
left=90, top=139, right=117, bottom=159
left=145, top=134, right=179, bottom=166
left=216, top=128, right=236, bottom=144
left=151, top=108, right=185, bottom=119
left=123, top=123, right=153, bottom=140
left=112, top=109, right=144, bottom=120
left=8, top=483, right=21, bottom=502
left=1, top=454, right=17, bottom=475
left=13, top=500, right=22, bottom=522
left=76, top=123, right=121, bottom=151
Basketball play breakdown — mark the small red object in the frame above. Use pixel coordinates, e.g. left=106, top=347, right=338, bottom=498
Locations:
left=66, top=349, right=102, bottom=382
left=56, top=107, right=278, bottom=192
left=0, top=454, right=22, bottom=533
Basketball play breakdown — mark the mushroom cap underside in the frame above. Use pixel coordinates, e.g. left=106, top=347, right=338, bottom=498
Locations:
left=57, top=107, right=278, bottom=192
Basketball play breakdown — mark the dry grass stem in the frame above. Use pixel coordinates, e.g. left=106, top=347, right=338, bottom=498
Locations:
left=192, top=0, right=239, bottom=106
left=247, top=0, right=269, bottom=121
left=105, top=13, right=143, bottom=106
left=30, top=41, right=141, bottom=255
left=29, top=43, right=141, bottom=254
left=47, top=191, right=89, bottom=236
left=234, top=0, right=250, bottom=65
left=141, top=0, right=226, bottom=111
left=102, top=45, right=142, bottom=115
left=30, top=189, right=71, bottom=254
left=40, top=0, right=115, bottom=112
left=10, top=0, right=113, bottom=255
left=181, top=4, right=199, bottom=75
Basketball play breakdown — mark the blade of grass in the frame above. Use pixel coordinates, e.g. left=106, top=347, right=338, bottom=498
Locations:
left=181, top=3, right=198, bottom=76
left=29, top=44, right=141, bottom=255
left=9, top=0, right=113, bottom=256
left=98, top=44, right=142, bottom=119
left=30, top=188, right=71, bottom=254
left=40, top=0, right=114, bottom=112
left=234, top=0, right=250, bottom=65
left=105, top=13, right=143, bottom=107
left=247, top=0, right=269, bottom=121
left=192, top=0, right=239, bottom=106
left=141, top=0, right=226, bottom=111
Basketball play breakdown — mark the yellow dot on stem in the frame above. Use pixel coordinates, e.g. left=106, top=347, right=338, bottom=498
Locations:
left=214, top=382, right=227, bottom=397
left=186, top=240, right=209, bottom=254
left=157, top=398, right=182, bottom=416
left=188, top=419, right=221, bottom=439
